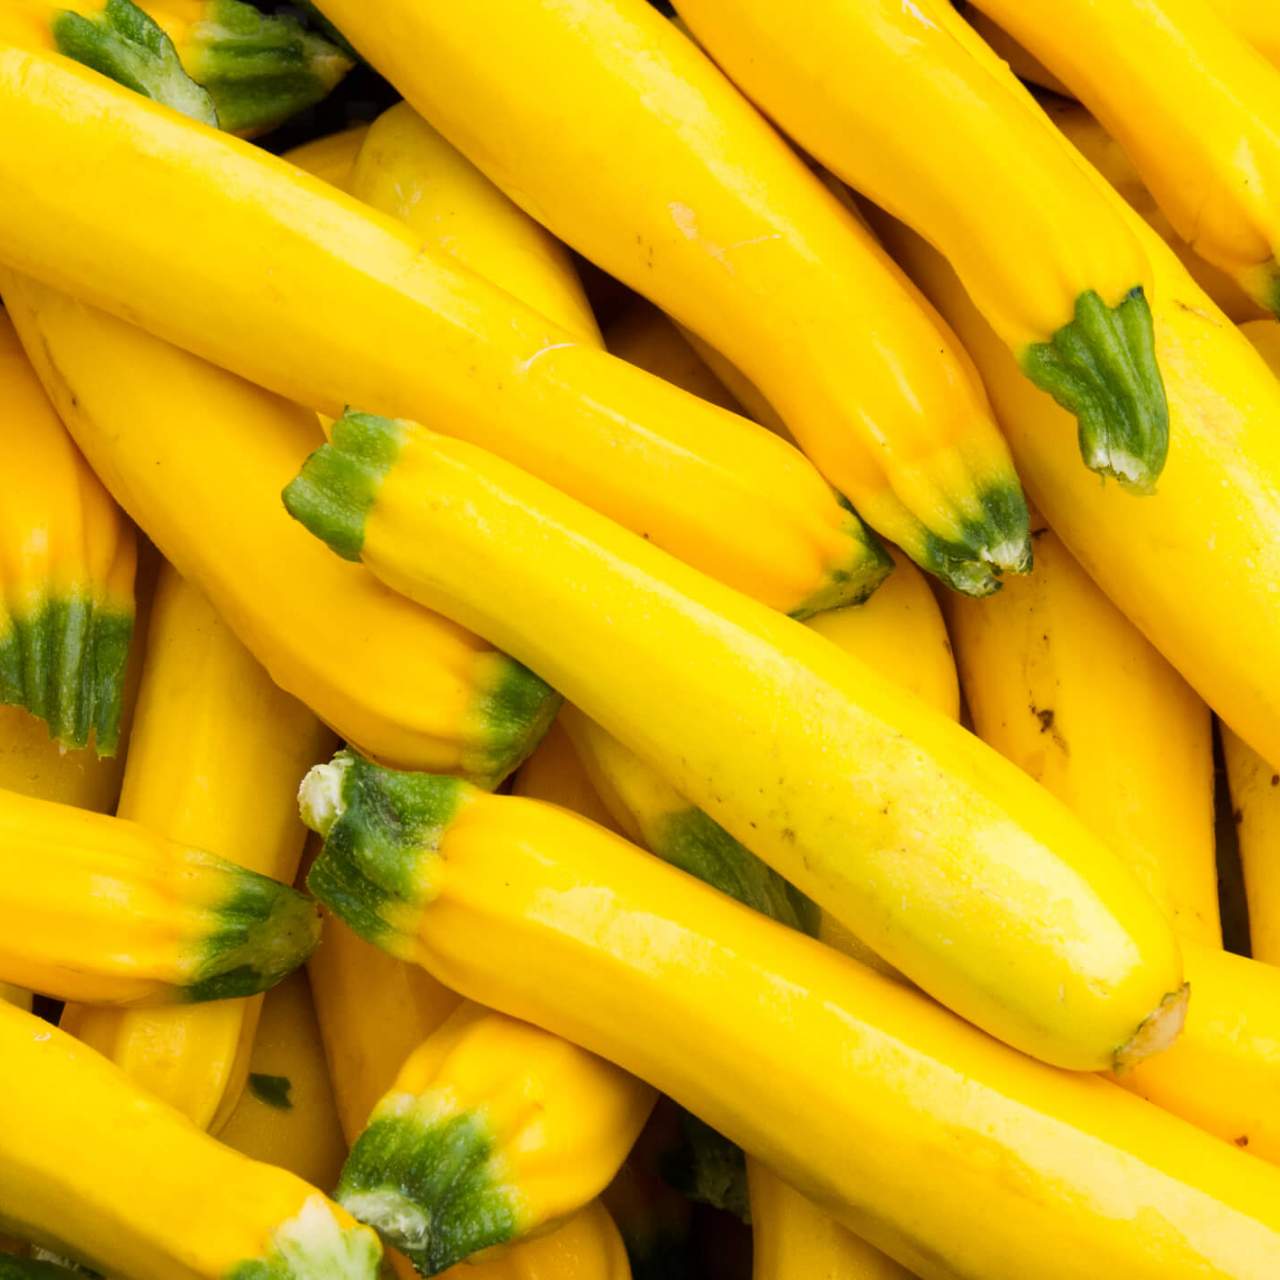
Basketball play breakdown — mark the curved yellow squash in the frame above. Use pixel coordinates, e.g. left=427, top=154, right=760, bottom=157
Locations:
left=59, top=565, right=330, bottom=1128
left=969, top=0, right=1280, bottom=315
left=0, top=999, right=382, bottom=1278
left=1, top=273, right=556, bottom=783
left=0, top=309, right=134, bottom=754
left=673, top=0, right=1170, bottom=492
left=301, top=759, right=1280, bottom=1280
left=286, top=413, right=1184, bottom=1070
left=306, top=0, right=1031, bottom=596
left=0, top=49, right=883, bottom=617
left=880, top=203, right=1280, bottom=784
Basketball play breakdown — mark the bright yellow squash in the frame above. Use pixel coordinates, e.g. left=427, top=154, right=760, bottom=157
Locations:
left=0, top=308, right=134, bottom=755
left=332, top=996, right=654, bottom=1276
left=299, top=755, right=1280, bottom=1280
left=672, top=0, right=1170, bottom=492
left=879, top=201, right=1280, bottom=784
left=1208, top=0, right=1280, bottom=66
left=0, top=704, right=127, bottom=812
left=285, top=414, right=1184, bottom=1071
left=59, top=565, right=330, bottom=1129
left=969, top=0, right=1280, bottom=316
left=0, top=0, right=351, bottom=135
left=0, top=781, right=318, bottom=1006
left=0, top=999, right=382, bottom=1278
left=218, top=971, right=348, bottom=1192
left=512, top=719, right=620, bottom=832
left=0, top=50, right=884, bottom=618
left=305, top=0, right=1032, bottom=596
left=1, top=273, right=557, bottom=783
left=1223, top=728, right=1280, bottom=966
left=284, top=124, right=368, bottom=191
left=436, top=1203, right=631, bottom=1280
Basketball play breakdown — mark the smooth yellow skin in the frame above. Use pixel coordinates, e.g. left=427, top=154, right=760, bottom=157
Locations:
left=1223, top=727, right=1280, bottom=966
left=309, top=0, right=1025, bottom=580
left=945, top=524, right=1220, bottom=948
left=0, top=1000, right=378, bottom=1278
left=512, top=719, right=620, bottom=832
left=0, top=307, right=135, bottom=694
left=352, top=103, right=600, bottom=345
left=961, top=9, right=1073, bottom=97
left=338, top=426, right=1182, bottom=1071
left=284, top=125, right=369, bottom=191
left=373, top=1003, right=655, bottom=1242
left=437, top=1203, right=631, bottom=1280
left=671, top=0, right=1155, bottom=355
left=971, top=0, right=1280, bottom=309
left=57, top=566, right=330, bottom=1128
left=219, top=971, right=348, bottom=1192
left=0, top=704, right=125, bottom=811
left=748, top=1165, right=914, bottom=1280
left=1207, top=0, right=1280, bottom=66
left=1050, top=101, right=1263, bottom=324
left=0, top=51, right=871, bottom=618
left=386, top=794, right=1280, bottom=1280
left=1, top=273, right=527, bottom=777
left=881, top=203, right=1280, bottom=778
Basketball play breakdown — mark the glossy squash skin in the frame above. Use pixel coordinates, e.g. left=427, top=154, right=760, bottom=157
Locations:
left=299, top=756, right=1280, bottom=1280
left=285, top=411, right=1184, bottom=1071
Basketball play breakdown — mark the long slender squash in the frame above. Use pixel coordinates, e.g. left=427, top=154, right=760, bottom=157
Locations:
left=285, top=411, right=1183, bottom=1071
left=58, top=565, right=331, bottom=1129
left=0, top=999, right=381, bottom=1278
left=0, top=308, right=134, bottom=755
left=968, top=0, right=1280, bottom=316
left=671, top=0, right=1170, bottom=492
left=1, top=276, right=556, bottom=783
left=878, top=200, right=1280, bottom=783
left=333, top=995, right=654, bottom=1276
left=0, top=52, right=884, bottom=619
left=0, top=0, right=351, bottom=135
left=308, top=0, right=1030, bottom=596
left=300, top=756, right=1280, bottom=1280
left=1047, top=101, right=1262, bottom=324
left=218, top=971, right=347, bottom=1192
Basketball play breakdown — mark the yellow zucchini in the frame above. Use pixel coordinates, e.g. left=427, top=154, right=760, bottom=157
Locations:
left=878, top=197, right=1280, bottom=787
left=300, top=754, right=1280, bottom=1279
left=284, top=124, right=368, bottom=192
left=671, top=0, right=1170, bottom=492
left=0, top=781, right=317, bottom=1005
left=1046, top=102, right=1263, bottom=324
left=1, top=274, right=556, bottom=783
left=0, top=51, right=884, bottom=618
left=961, top=9, right=1073, bottom=97
left=968, top=0, right=1280, bottom=315
left=59, top=565, right=331, bottom=1128
left=334, top=998, right=654, bottom=1275
left=1224, top=728, right=1280, bottom=967
left=0, top=0, right=351, bottom=135
left=308, top=0, right=1031, bottom=596
left=286, top=413, right=1182, bottom=1071
left=0, top=704, right=126, bottom=812
left=0, top=999, right=381, bottom=1278
left=511, top=720, right=620, bottom=832
left=218, top=971, right=348, bottom=1192
left=1206, top=0, right=1280, bottom=67
left=0, top=308, right=134, bottom=755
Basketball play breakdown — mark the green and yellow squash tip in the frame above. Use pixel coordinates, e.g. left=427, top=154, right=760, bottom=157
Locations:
left=52, top=0, right=352, bottom=136
left=788, top=496, right=892, bottom=620
left=1020, top=286, right=1169, bottom=493
left=224, top=1195, right=383, bottom=1279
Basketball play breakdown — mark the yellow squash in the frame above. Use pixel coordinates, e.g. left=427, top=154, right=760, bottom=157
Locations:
left=0, top=781, right=317, bottom=1006
left=436, top=1203, right=631, bottom=1280
left=1224, top=728, right=1280, bottom=967
left=969, top=0, right=1280, bottom=315
left=334, top=998, right=654, bottom=1276
left=879, top=200, right=1280, bottom=785
left=672, top=0, right=1170, bottom=492
left=960, top=9, right=1072, bottom=96
left=0, top=0, right=351, bottom=135
left=0, top=308, right=134, bottom=755
left=59, top=565, right=331, bottom=1129
left=309, top=0, right=1031, bottom=597
left=1, top=274, right=556, bottom=783
left=1207, top=0, right=1280, bottom=66
left=0, top=999, right=381, bottom=1278
left=0, top=704, right=126, bottom=812
left=511, top=719, right=620, bottom=832
left=284, top=124, right=369, bottom=192
left=0, top=52, right=884, bottom=619
left=300, top=755, right=1280, bottom=1280
left=218, top=971, right=348, bottom=1192
left=286, top=413, right=1183, bottom=1071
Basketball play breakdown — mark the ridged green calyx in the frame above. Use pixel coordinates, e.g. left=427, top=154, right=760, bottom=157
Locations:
left=186, top=855, right=321, bottom=1002
left=916, top=478, right=1033, bottom=599
left=1021, top=286, right=1169, bottom=493
left=337, top=1105, right=522, bottom=1276
left=300, top=750, right=472, bottom=953
left=0, top=595, right=132, bottom=754
left=224, top=1195, right=382, bottom=1279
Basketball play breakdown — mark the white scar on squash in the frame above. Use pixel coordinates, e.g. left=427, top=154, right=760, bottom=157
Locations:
left=668, top=201, right=781, bottom=270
